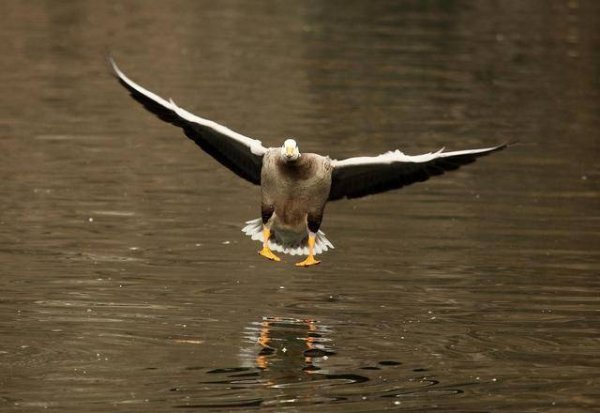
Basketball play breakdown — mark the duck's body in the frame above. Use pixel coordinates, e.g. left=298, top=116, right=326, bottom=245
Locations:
left=263, top=151, right=331, bottom=230
left=244, top=151, right=333, bottom=258
left=110, top=58, right=508, bottom=266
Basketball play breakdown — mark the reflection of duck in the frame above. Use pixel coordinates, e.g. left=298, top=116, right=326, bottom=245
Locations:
left=240, top=317, right=335, bottom=374
left=189, top=317, right=414, bottom=409
left=111, top=59, right=507, bottom=266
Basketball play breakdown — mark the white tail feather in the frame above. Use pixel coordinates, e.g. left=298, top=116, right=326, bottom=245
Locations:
left=241, top=218, right=334, bottom=256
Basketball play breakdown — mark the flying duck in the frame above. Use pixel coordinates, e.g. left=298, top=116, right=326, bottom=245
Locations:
left=110, top=59, right=506, bottom=267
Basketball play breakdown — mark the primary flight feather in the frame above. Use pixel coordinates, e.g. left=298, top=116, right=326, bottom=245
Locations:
left=110, top=58, right=506, bottom=266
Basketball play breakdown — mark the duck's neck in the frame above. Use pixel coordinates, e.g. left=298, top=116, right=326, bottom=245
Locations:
left=279, top=156, right=312, bottom=179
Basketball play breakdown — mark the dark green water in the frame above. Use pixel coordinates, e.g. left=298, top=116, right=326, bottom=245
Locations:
left=1, top=1, right=598, bottom=411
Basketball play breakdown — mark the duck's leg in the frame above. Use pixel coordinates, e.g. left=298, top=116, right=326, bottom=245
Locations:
left=258, top=227, right=280, bottom=261
left=258, top=204, right=280, bottom=262
left=296, top=232, right=320, bottom=266
left=296, top=214, right=322, bottom=267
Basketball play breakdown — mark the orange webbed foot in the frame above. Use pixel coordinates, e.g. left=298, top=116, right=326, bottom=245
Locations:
left=295, top=255, right=321, bottom=267
left=259, top=246, right=281, bottom=262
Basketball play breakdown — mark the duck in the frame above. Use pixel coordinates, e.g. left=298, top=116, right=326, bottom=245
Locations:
left=110, top=58, right=507, bottom=267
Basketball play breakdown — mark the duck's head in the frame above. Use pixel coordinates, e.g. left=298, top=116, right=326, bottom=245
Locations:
left=280, top=138, right=301, bottom=162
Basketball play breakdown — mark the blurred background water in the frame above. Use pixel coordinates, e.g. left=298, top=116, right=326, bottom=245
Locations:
left=0, top=1, right=598, bottom=411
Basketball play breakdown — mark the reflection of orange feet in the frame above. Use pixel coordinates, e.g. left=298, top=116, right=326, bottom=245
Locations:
left=259, top=247, right=281, bottom=262
left=296, top=255, right=321, bottom=267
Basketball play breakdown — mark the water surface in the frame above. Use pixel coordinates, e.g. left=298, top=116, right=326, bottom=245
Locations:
left=1, top=1, right=598, bottom=411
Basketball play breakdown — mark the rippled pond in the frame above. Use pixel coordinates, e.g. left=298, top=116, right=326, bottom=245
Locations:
left=1, top=1, right=598, bottom=411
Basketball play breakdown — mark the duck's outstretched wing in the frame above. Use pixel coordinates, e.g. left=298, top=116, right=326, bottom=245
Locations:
left=328, top=144, right=507, bottom=200
left=110, top=58, right=267, bottom=185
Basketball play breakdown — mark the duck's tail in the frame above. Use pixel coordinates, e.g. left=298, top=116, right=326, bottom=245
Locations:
left=241, top=218, right=334, bottom=256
